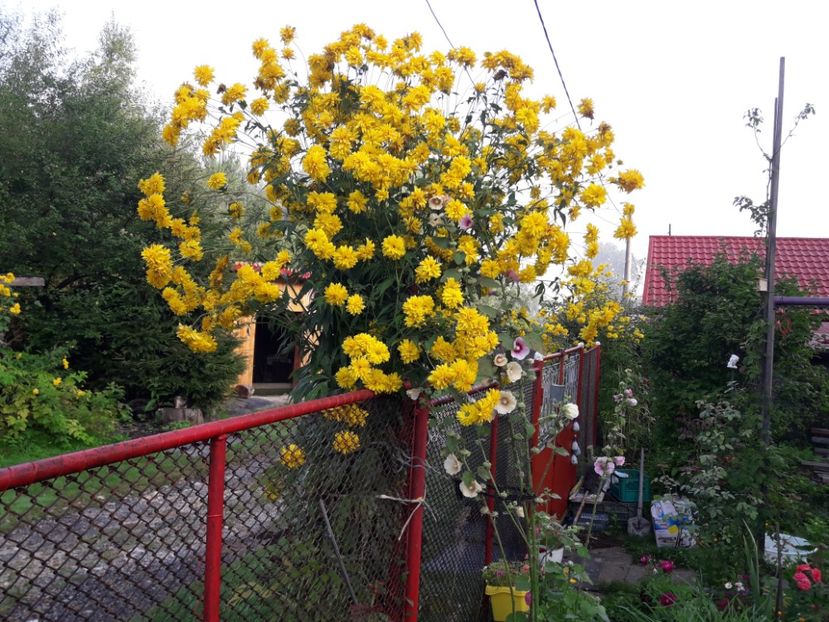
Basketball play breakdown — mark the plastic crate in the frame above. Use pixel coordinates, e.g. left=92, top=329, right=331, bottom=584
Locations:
left=609, top=468, right=651, bottom=503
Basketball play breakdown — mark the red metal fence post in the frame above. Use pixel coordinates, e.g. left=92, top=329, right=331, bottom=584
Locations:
left=403, top=404, right=429, bottom=621
left=203, top=434, right=228, bottom=622
left=592, top=345, right=602, bottom=448
left=484, top=416, right=500, bottom=565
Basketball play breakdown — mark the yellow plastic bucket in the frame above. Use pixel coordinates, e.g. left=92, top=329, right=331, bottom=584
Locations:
left=485, top=584, right=530, bottom=621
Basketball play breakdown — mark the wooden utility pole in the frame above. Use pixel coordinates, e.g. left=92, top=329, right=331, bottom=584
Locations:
left=760, top=58, right=785, bottom=445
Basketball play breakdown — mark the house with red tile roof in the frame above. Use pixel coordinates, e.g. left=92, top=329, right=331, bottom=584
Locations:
left=642, top=236, right=829, bottom=307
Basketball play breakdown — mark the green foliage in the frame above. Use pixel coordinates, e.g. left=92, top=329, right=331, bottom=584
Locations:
left=0, top=347, right=126, bottom=444
left=0, top=11, right=243, bottom=410
left=642, top=254, right=829, bottom=443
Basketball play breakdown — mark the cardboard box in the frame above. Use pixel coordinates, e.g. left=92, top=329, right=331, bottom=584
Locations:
left=650, top=496, right=695, bottom=548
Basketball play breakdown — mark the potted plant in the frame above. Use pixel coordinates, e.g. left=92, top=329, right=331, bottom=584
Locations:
left=482, top=560, right=531, bottom=621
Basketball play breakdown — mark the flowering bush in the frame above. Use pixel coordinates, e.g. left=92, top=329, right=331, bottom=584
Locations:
left=139, top=24, right=643, bottom=417
left=482, top=559, right=530, bottom=588
left=0, top=347, right=126, bottom=445
left=0, top=272, right=21, bottom=339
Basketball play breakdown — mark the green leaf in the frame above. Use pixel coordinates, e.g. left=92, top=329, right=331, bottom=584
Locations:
left=478, top=304, right=498, bottom=319
left=500, top=333, right=514, bottom=350
left=479, top=277, right=500, bottom=290
left=554, top=446, right=570, bottom=456
left=476, top=465, right=491, bottom=480
left=478, top=357, right=495, bottom=380
left=523, top=331, right=544, bottom=353
left=513, top=576, right=531, bottom=591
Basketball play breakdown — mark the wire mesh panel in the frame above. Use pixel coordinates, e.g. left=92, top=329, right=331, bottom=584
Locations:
left=417, top=393, right=490, bottom=622
left=0, top=446, right=210, bottom=622
left=142, top=397, right=409, bottom=622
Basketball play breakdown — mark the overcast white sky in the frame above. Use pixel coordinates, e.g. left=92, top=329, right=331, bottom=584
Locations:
left=5, top=0, right=828, bottom=265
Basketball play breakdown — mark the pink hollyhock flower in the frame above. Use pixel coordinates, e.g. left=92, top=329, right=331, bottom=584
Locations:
left=594, top=457, right=615, bottom=476
left=796, top=564, right=811, bottom=572
left=796, top=579, right=812, bottom=591
left=459, top=214, right=473, bottom=230
left=511, top=337, right=530, bottom=360
left=659, top=592, right=677, bottom=606
left=524, top=591, right=532, bottom=606
left=810, top=567, right=821, bottom=583
left=624, top=388, right=633, bottom=398
left=506, top=269, right=520, bottom=282
left=658, top=560, right=675, bottom=574
left=639, top=554, right=652, bottom=566
left=613, top=456, right=626, bottom=466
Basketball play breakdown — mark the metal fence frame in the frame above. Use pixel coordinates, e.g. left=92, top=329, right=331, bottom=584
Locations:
left=0, top=346, right=601, bottom=622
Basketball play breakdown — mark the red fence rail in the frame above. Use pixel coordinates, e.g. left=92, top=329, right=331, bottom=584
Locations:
left=0, top=346, right=600, bottom=621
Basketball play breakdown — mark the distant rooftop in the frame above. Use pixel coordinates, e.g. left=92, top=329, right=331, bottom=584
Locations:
left=642, top=235, right=829, bottom=306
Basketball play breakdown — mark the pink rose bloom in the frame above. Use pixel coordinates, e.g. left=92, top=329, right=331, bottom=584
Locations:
left=658, top=560, right=675, bottom=574
left=793, top=571, right=812, bottom=591
left=810, top=567, right=822, bottom=583
left=511, top=337, right=530, bottom=360
left=659, top=592, right=677, bottom=607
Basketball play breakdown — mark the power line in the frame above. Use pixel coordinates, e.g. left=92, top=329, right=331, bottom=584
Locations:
left=424, top=0, right=456, bottom=48
left=532, top=0, right=581, bottom=131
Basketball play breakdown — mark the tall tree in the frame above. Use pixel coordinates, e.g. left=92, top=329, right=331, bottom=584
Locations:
left=0, top=13, right=242, bottom=410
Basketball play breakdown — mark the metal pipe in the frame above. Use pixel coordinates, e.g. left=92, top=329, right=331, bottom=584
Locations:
left=761, top=58, right=786, bottom=445
left=203, top=435, right=227, bottom=622
left=403, top=404, right=429, bottom=621
left=592, top=346, right=602, bottom=449
left=773, top=296, right=829, bottom=307
left=0, top=389, right=375, bottom=492
left=484, top=414, right=500, bottom=565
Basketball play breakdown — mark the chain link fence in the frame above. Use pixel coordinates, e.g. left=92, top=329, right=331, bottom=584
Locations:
left=0, top=347, right=601, bottom=622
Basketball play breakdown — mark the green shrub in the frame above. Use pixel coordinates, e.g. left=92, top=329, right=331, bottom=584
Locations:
left=0, top=347, right=127, bottom=444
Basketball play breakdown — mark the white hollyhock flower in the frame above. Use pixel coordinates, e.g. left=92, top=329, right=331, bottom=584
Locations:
left=443, top=454, right=462, bottom=476
left=460, top=479, right=483, bottom=498
left=495, top=390, right=517, bottom=415
left=493, top=353, right=508, bottom=367
left=562, top=403, right=579, bottom=420
left=505, top=362, right=523, bottom=383
left=515, top=506, right=525, bottom=518
left=406, top=387, right=423, bottom=400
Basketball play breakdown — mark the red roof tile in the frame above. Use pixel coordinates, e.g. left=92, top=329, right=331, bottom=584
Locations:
left=642, top=236, right=829, bottom=306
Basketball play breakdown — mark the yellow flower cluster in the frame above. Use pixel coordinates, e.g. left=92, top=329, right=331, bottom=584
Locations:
left=456, top=388, right=500, bottom=426
left=140, top=24, right=643, bottom=398
left=336, top=333, right=402, bottom=394
left=614, top=203, right=638, bottom=240
left=280, top=443, right=306, bottom=469
left=323, top=404, right=370, bottom=427
left=333, top=430, right=361, bottom=454
left=0, top=272, right=20, bottom=318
